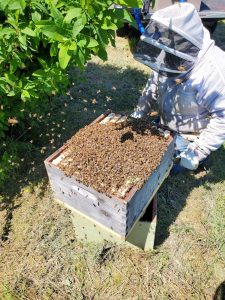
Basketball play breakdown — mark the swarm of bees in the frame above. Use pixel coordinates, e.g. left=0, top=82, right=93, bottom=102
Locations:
left=59, top=117, right=170, bottom=198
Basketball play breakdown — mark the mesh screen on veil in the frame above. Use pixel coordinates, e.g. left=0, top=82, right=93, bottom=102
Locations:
left=145, top=20, right=200, bottom=55
left=134, top=19, right=200, bottom=76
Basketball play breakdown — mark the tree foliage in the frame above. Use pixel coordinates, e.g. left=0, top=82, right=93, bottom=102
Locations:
left=0, top=0, right=141, bottom=183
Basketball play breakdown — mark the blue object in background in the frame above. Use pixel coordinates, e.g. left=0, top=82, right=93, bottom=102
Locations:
left=133, top=8, right=145, bottom=34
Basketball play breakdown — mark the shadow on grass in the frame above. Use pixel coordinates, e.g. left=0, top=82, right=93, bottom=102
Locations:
left=213, top=280, right=225, bottom=300
left=155, top=146, right=225, bottom=246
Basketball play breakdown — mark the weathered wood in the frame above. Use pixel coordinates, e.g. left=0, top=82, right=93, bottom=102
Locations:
left=90, top=109, right=111, bottom=125
left=99, top=112, right=116, bottom=124
left=100, top=113, right=127, bottom=125
left=109, top=114, right=123, bottom=123
left=70, top=196, right=158, bottom=250
left=56, top=199, right=126, bottom=240
left=45, top=114, right=175, bottom=238
left=45, top=162, right=127, bottom=236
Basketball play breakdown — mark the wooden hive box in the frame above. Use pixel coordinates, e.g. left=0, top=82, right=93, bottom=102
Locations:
left=44, top=112, right=175, bottom=239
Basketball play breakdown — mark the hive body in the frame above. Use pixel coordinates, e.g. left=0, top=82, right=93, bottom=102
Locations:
left=45, top=113, right=175, bottom=238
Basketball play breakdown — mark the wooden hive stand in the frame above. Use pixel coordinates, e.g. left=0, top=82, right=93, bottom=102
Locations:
left=69, top=195, right=158, bottom=251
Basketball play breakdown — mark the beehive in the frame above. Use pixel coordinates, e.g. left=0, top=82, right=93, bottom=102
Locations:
left=45, top=111, right=175, bottom=238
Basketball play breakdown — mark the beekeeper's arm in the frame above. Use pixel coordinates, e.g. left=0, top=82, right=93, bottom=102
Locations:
left=131, top=72, right=158, bottom=118
left=180, top=94, right=225, bottom=170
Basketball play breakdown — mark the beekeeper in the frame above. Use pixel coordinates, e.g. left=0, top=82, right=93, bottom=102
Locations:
left=131, top=2, right=225, bottom=170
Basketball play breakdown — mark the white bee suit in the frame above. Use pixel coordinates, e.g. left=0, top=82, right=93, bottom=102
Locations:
left=133, top=3, right=225, bottom=169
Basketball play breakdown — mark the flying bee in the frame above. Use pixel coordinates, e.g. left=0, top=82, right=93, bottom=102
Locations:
left=8, top=117, right=18, bottom=126
left=177, top=65, right=186, bottom=71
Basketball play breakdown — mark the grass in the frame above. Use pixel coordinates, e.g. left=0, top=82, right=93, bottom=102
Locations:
left=0, top=25, right=225, bottom=299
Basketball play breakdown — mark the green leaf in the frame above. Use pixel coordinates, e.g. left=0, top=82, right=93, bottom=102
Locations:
left=79, top=35, right=99, bottom=48
left=122, top=9, right=137, bottom=28
left=64, top=7, right=83, bottom=23
left=0, top=80, right=9, bottom=93
left=37, top=58, right=48, bottom=68
left=21, top=27, right=36, bottom=37
left=7, top=90, right=16, bottom=97
left=32, top=69, right=46, bottom=77
left=87, top=5, right=97, bottom=18
left=38, top=25, right=65, bottom=42
left=4, top=73, right=17, bottom=85
left=58, top=44, right=71, bottom=69
left=2, top=152, right=10, bottom=162
left=80, top=0, right=86, bottom=9
left=114, top=0, right=142, bottom=8
left=10, top=57, right=19, bottom=74
left=0, top=87, right=8, bottom=96
left=98, top=47, right=107, bottom=61
left=0, top=27, right=16, bottom=37
left=50, top=43, right=58, bottom=57
left=77, top=48, right=85, bottom=65
left=18, top=35, right=27, bottom=50
left=8, top=0, right=26, bottom=10
left=0, top=0, right=11, bottom=10
left=101, top=18, right=118, bottom=30
left=31, top=11, right=41, bottom=22
left=95, top=27, right=109, bottom=45
left=92, top=0, right=108, bottom=8
left=35, top=20, right=55, bottom=26
left=86, top=37, right=98, bottom=48
left=69, top=41, right=77, bottom=51
left=122, top=9, right=134, bottom=23
left=31, top=0, right=48, bottom=14
left=77, top=39, right=86, bottom=48
left=50, top=4, right=64, bottom=27
left=108, top=30, right=116, bottom=47
left=72, top=14, right=86, bottom=38
left=21, top=90, right=30, bottom=102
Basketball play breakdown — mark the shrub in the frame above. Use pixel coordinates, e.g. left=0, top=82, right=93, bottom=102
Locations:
left=0, top=0, right=141, bottom=184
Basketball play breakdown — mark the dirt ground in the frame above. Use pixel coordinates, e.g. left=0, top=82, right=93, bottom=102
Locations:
left=0, top=23, right=225, bottom=300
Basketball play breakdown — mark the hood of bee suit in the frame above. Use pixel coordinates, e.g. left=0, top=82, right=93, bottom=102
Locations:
left=134, top=2, right=215, bottom=77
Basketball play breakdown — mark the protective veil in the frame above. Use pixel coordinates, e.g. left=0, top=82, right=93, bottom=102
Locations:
left=133, top=2, right=225, bottom=164
left=134, top=19, right=199, bottom=77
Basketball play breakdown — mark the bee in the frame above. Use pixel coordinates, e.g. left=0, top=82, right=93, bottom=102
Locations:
left=8, top=117, right=19, bottom=126
left=177, top=65, right=186, bottom=72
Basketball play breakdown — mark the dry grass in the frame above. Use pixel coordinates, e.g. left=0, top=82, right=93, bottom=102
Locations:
left=0, top=27, right=225, bottom=300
